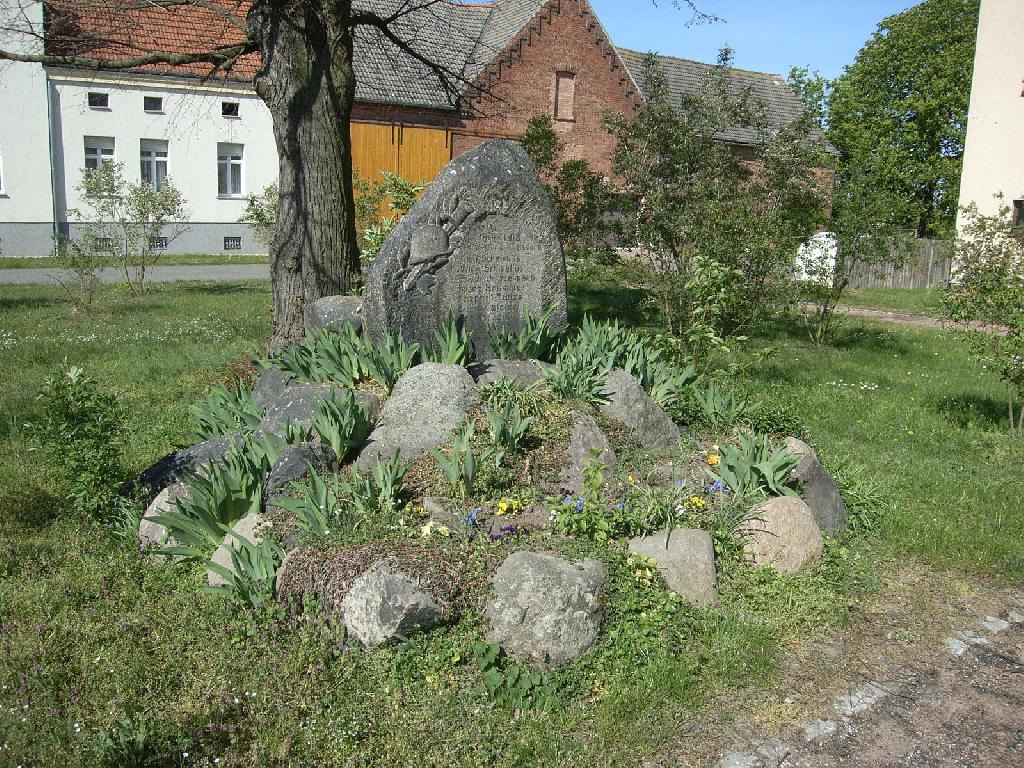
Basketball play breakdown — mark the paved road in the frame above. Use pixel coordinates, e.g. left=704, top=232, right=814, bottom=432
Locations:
left=0, top=263, right=269, bottom=285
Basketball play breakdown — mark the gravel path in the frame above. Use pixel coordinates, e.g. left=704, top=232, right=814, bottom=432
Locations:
left=0, top=263, right=269, bottom=285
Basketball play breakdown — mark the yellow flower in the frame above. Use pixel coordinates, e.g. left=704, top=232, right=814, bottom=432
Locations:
left=419, top=521, right=450, bottom=538
left=706, top=454, right=720, bottom=466
left=627, top=474, right=636, bottom=484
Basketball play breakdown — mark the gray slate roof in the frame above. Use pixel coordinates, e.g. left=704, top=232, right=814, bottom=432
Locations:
left=617, top=48, right=823, bottom=146
left=353, top=0, right=548, bottom=109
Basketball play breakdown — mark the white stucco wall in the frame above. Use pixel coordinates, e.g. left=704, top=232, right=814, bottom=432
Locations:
left=956, top=0, right=1024, bottom=228
left=49, top=71, right=278, bottom=230
left=0, top=0, right=57, bottom=253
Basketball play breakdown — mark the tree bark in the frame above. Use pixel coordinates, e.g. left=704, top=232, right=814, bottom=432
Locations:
left=250, top=0, right=360, bottom=352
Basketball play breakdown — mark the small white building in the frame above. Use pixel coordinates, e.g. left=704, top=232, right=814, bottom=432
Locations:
left=0, top=2, right=277, bottom=256
left=957, top=0, right=1024, bottom=230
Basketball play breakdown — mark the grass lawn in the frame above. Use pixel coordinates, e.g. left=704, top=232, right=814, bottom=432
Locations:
left=839, top=287, right=944, bottom=316
left=1, top=279, right=1021, bottom=767
left=0, top=253, right=269, bottom=269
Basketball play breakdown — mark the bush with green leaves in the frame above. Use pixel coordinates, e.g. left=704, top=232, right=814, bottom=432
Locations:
left=202, top=533, right=284, bottom=609
left=420, top=314, right=470, bottom=365
left=189, top=381, right=264, bottom=441
left=341, top=454, right=408, bottom=515
left=943, top=202, right=1024, bottom=437
left=706, top=432, right=799, bottom=499
left=363, top=332, right=419, bottom=393
left=488, top=305, right=562, bottom=361
left=473, top=641, right=557, bottom=712
left=151, top=443, right=266, bottom=560
left=480, top=377, right=550, bottom=418
left=485, top=401, right=534, bottom=466
left=312, top=389, right=372, bottom=462
left=430, top=422, right=488, bottom=498
left=693, top=383, right=752, bottom=429
left=275, top=326, right=369, bottom=387
left=273, top=465, right=344, bottom=537
left=30, top=362, right=126, bottom=520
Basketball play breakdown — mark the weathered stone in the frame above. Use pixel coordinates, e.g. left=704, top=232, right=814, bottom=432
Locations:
left=340, top=564, right=443, bottom=646
left=356, top=363, right=480, bottom=470
left=559, top=411, right=616, bottom=493
left=467, top=358, right=549, bottom=388
left=305, top=295, right=364, bottom=335
left=363, top=140, right=567, bottom=359
left=486, top=550, right=605, bottom=670
left=126, top=434, right=237, bottom=503
left=783, top=436, right=848, bottom=535
left=252, top=364, right=294, bottom=409
left=627, top=528, right=718, bottom=607
left=258, top=382, right=380, bottom=441
left=207, top=513, right=268, bottom=587
left=266, top=441, right=330, bottom=494
left=137, top=482, right=187, bottom=551
left=600, top=369, right=681, bottom=453
left=743, top=496, right=823, bottom=573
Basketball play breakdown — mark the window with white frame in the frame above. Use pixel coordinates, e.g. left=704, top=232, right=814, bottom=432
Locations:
left=84, top=136, right=115, bottom=170
left=217, top=143, right=243, bottom=197
left=87, top=92, right=109, bottom=109
left=140, top=139, right=168, bottom=191
left=143, top=95, right=163, bottom=113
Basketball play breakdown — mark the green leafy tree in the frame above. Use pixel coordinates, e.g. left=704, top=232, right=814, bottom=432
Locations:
left=521, top=115, right=614, bottom=266
left=605, top=51, right=828, bottom=358
left=943, top=202, right=1024, bottom=437
left=828, top=0, right=980, bottom=238
left=70, top=161, right=189, bottom=295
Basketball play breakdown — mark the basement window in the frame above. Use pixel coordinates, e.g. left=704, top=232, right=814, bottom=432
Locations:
left=224, top=236, right=242, bottom=251
left=1013, top=200, right=1024, bottom=233
left=150, top=236, right=168, bottom=250
left=221, top=101, right=240, bottom=118
left=87, top=92, right=109, bottom=109
left=553, top=71, right=576, bottom=121
left=143, top=96, right=164, bottom=113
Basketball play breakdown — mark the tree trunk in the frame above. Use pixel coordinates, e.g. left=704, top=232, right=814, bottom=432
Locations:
left=250, top=0, right=360, bottom=352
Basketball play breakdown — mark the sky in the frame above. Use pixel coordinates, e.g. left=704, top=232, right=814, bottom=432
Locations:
left=589, top=0, right=919, bottom=80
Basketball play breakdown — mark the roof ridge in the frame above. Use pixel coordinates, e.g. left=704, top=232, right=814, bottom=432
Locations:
left=616, top=46, right=786, bottom=81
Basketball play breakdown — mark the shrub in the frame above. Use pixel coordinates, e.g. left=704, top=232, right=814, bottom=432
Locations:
left=485, top=401, right=534, bottom=466
left=189, top=381, right=264, bottom=441
left=488, top=305, right=562, bottom=362
left=202, top=533, right=284, bottom=609
left=30, top=362, right=126, bottom=520
left=311, top=389, right=372, bottom=463
left=363, top=331, right=419, bottom=393
left=420, top=314, right=470, bottom=365
left=430, top=422, right=488, bottom=498
left=273, top=465, right=344, bottom=537
left=706, top=432, right=799, bottom=499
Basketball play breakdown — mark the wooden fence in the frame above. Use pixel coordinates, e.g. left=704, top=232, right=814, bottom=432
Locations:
left=847, top=240, right=952, bottom=290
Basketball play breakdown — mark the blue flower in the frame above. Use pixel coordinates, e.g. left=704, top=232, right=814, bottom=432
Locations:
left=675, top=479, right=686, bottom=487
left=574, top=497, right=585, bottom=512
left=500, top=524, right=519, bottom=536
left=615, top=501, right=626, bottom=510
left=464, top=508, right=480, bottom=526
left=562, top=495, right=574, bottom=505
left=709, top=480, right=729, bottom=493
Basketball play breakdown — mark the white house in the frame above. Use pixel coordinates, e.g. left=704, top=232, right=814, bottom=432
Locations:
left=0, top=2, right=277, bottom=256
left=957, top=0, right=1024, bottom=230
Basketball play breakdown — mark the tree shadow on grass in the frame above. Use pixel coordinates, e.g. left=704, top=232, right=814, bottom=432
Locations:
left=567, top=281, right=652, bottom=328
left=934, top=393, right=1009, bottom=431
left=751, top=314, right=910, bottom=356
left=0, top=294, right=63, bottom=313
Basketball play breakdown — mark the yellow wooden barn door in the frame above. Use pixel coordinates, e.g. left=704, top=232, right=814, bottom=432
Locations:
left=350, top=122, right=398, bottom=183
left=397, top=125, right=452, bottom=185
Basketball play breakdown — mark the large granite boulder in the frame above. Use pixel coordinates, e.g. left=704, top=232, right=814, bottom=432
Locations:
left=340, top=564, right=444, bottom=646
left=125, top=434, right=237, bottom=504
left=628, top=528, right=718, bottom=607
left=783, top=437, right=848, bottom=535
left=559, top=412, right=616, bottom=493
left=266, top=441, right=330, bottom=495
left=252, top=365, right=294, bottom=409
left=305, top=295, right=363, bottom=335
left=486, top=551, right=606, bottom=670
left=363, top=140, right=567, bottom=360
left=467, top=359, right=550, bottom=388
left=743, top=496, right=823, bottom=574
left=600, top=370, right=681, bottom=453
left=356, top=363, right=480, bottom=470
left=207, top=512, right=269, bottom=587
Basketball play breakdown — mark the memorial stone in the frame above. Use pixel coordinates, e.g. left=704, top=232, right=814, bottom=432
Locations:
left=363, top=140, right=567, bottom=359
